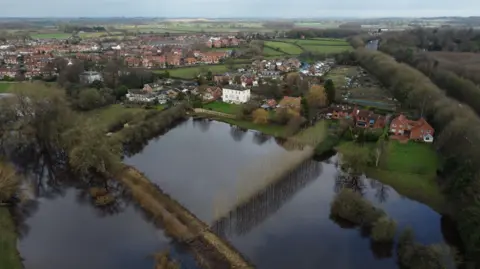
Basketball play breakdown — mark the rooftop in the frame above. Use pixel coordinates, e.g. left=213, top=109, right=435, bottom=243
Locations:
left=223, top=84, right=249, bottom=91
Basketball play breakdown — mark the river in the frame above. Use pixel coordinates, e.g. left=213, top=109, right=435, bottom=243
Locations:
left=123, top=119, right=457, bottom=269
left=366, top=39, right=379, bottom=51
left=16, top=177, right=197, bottom=269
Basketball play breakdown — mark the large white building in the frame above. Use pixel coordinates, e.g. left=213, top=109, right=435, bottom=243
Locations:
left=79, top=71, right=103, bottom=84
left=222, top=85, right=251, bottom=104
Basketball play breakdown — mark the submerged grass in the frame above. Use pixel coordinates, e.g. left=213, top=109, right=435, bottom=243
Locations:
left=0, top=207, right=22, bottom=269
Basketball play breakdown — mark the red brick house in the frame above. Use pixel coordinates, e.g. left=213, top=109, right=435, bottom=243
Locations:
left=390, top=115, right=435, bottom=143
left=351, top=108, right=386, bottom=129
left=330, top=105, right=353, bottom=119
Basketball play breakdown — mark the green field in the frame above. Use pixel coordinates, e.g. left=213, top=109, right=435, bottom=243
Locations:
left=203, top=101, right=240, bottom=115
left=338, top=141, right=445, bottom=213
left=117, top=22, right=272, bottom=33
left=0, top=83, right=13, bottom=93
left=31, top=33, right=72, bottom=39
left=338, top=141, right=448, bottom=213
left=383, top=141, right=438, bottom=175
left=274, top=38, right=353, bottom=54
left=0, top=208, right=22, bottom=269
left=263, top=46, right=285, bottom=56
left=301, top=45, right=353, bottom=54
left=82, top=104, right=147, bottom=131
left=296, top=38, right=350, bottom=46
left=264, top=41, right=303, bottom=55
left=160, top=64, right=246, bottom=79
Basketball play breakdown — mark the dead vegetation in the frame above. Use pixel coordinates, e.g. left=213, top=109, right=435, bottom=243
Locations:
left=154, top=252, right=180, bottom=269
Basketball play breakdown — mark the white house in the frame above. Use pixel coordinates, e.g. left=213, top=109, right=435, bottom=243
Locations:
left=79, top=71, right=103, bottom=84
left=126, top=89, right=157, bottom=103
left=222, top=85, right=251, bottom=104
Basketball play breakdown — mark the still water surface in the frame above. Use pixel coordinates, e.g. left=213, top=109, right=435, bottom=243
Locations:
left=16, top=182, right=196, bottom=269
left=125, top=119, right=453, bottom=269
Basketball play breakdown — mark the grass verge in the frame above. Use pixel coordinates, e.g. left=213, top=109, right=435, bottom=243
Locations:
left=0, top=207, right=22, bottom=269
left=207, top=115, right=287, bottom=138
left=202, top=101, right=239, bottom=115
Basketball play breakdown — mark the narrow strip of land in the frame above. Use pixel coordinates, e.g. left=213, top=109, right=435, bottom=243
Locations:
left=117, top=166, right=254, bottom=269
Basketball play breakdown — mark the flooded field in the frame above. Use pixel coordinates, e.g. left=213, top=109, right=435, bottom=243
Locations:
left=125, top=119, right=457, bottom=269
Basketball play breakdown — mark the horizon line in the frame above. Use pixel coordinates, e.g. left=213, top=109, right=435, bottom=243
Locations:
left=0, top=15, right=478, bottom=19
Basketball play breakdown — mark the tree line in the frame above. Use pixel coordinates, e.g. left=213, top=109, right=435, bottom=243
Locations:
left=286, top=28, right=364, bottom=39
left=49, top=57, right=165, bottom=112
left=380, top=27, right=480, bottom=52
left=353, top=47, right=480, bottom=267
left=0, top=83, right=188, bottom=205
left=379, top=45, right=480, bottom=117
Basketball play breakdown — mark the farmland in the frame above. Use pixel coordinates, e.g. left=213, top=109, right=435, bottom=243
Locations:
left=263, top=46, right=288, bottom=56
left=264, top=41, right=303, bottom=55
left=115, top=22, right=273, bottom=33
left=29, top=31, right=120, bottom=39
left=276, top=38, right=353, bottom=54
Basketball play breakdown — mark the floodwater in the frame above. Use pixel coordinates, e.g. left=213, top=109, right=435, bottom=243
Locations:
left=125, top=119, right=457, bottom=269
left=366, top=39, right=379, bottom=50
left=17, top=182, right=197, bottom=269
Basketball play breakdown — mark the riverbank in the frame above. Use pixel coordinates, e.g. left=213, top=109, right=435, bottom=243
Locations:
left=0, top=207, right=22, bottom=269
left=117, top=166, right=254, bottom=269
left=193, top=110, right=288, bottom=138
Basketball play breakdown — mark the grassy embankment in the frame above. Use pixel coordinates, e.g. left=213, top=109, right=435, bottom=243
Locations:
left=337, top=141, right=446, bottom=214
left=0, top=208, right=22, bottom=269
left=118, top=165, right=254, bottom=269
left=200, top=101, right=288, bottom=137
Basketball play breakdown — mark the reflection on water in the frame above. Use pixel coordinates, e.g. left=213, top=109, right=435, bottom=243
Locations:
left=13, top=156, right=197, bottom=269
left=18, top=188, right=168, bottom=269
left=212, top=160, right=322, bottom=237
left=126, top=119, right=458, bottom=269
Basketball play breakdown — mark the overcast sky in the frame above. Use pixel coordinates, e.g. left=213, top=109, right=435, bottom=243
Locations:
left=1, top=0, right=478, bottom=18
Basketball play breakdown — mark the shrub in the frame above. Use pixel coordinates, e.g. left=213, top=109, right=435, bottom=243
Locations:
left=397, top=228, right=457, bottom=269
left=330, top=188, right=385, bottom=226
left=371, top=217, right=397, bottom=242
